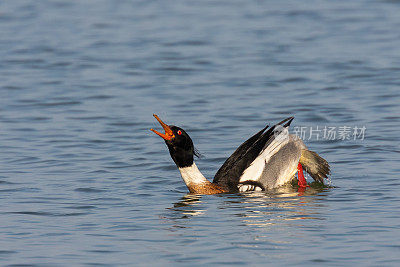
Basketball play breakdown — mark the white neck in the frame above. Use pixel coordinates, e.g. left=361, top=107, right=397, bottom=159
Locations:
left=178, top=162, right=208, bottom=187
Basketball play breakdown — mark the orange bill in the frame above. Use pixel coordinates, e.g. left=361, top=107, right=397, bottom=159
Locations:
left=150, top=114, right=175, bottom=140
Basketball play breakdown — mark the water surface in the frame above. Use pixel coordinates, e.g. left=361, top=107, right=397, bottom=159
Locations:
left=1, top=0, right=400, bottom=266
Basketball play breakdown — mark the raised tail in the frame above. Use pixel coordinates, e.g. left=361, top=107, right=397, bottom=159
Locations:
left=299, top=149, right=330, bottom=183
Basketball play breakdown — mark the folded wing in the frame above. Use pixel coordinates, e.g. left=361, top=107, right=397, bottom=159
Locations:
left=213, top=117, right=294, bottom=192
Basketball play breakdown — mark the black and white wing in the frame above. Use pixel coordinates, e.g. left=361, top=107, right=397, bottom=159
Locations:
left=213, top=117, right=294, bottom=192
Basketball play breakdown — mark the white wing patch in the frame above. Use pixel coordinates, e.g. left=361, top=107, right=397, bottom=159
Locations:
left=238, top=184, right=263, bottom=192
left=238, top=128, right=290, bottom=184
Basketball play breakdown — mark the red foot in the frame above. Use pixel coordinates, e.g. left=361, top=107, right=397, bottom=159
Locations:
left=297, top=186, right=306, bottom=195
left=297, top=163, right=309, bottom=188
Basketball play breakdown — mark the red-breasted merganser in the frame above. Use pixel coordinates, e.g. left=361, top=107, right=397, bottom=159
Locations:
left=151, top=114, right=330, bottom=195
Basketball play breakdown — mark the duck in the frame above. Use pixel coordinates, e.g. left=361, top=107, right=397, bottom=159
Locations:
left=151, top=114, right=330, bottom=195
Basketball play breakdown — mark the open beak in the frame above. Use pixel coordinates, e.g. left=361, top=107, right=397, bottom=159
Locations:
left=150, top=114, right=175, bottom=141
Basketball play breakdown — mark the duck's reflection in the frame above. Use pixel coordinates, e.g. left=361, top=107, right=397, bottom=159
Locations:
left=168, top=194, right=205, bottom=217
left=163, top=184, right=330, bottom=228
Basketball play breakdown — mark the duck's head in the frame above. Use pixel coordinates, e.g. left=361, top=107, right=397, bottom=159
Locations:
left=151, top=114, right=197, bottom=168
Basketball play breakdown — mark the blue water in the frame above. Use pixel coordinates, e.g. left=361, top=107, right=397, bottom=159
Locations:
left=1, top=0, right=400, bottom=266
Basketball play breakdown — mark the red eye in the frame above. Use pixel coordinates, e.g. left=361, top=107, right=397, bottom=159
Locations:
left=177, top=130, right=182, bottom=135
